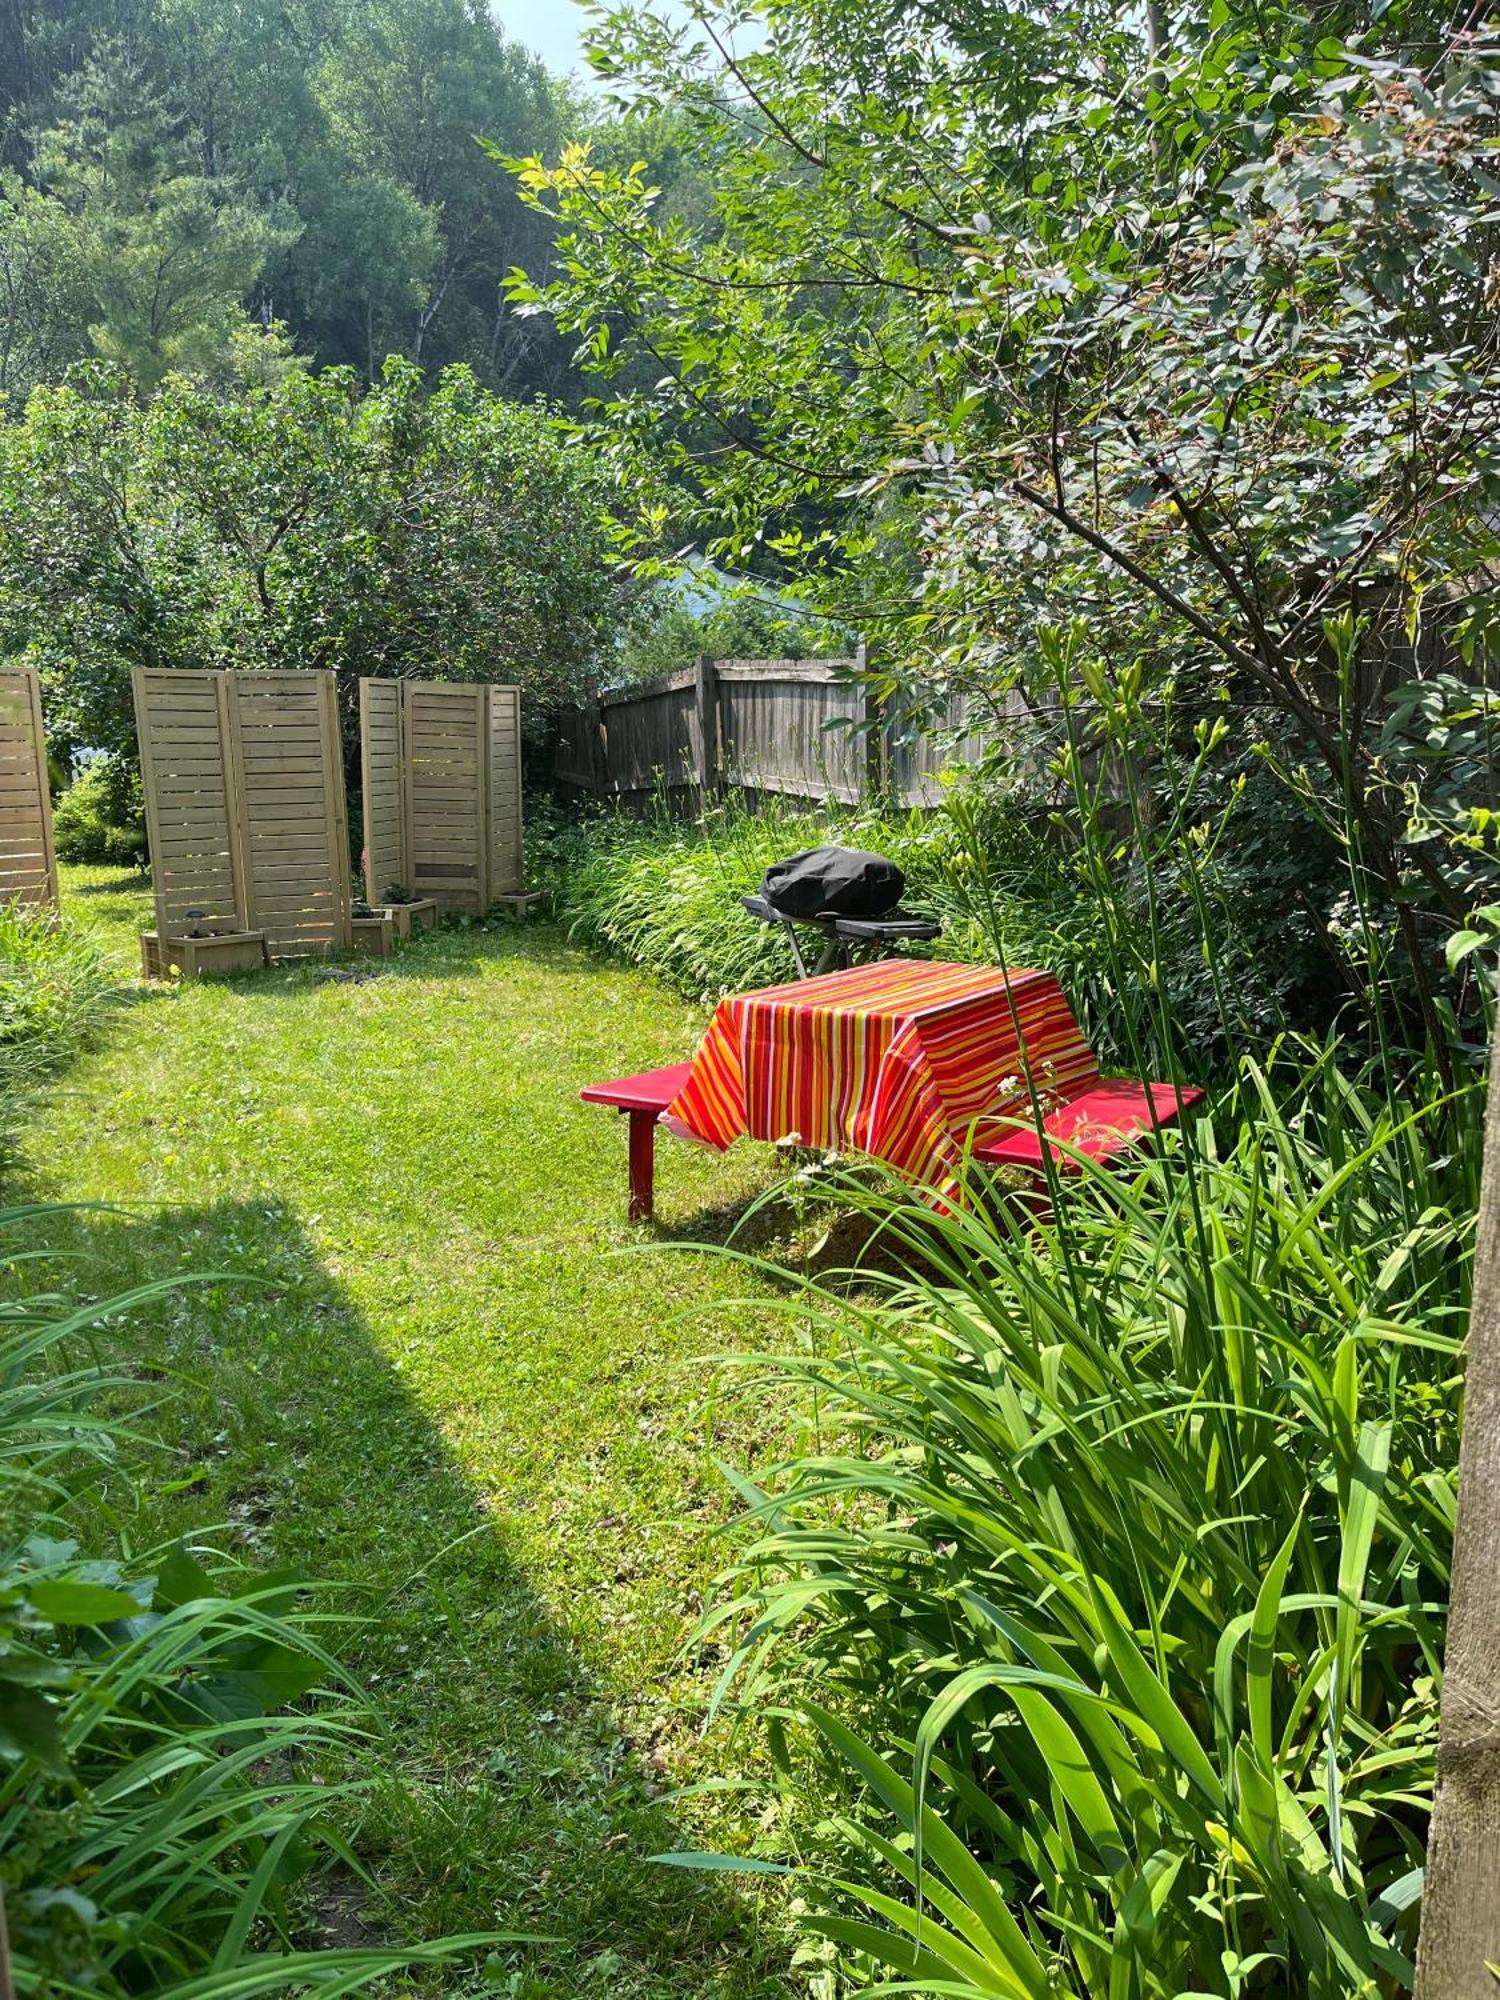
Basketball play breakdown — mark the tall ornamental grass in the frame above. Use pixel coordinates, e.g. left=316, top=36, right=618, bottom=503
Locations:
left=680, top=1043, right=1476, bottom=1996
left=550, top=789, right=1089, bottom=1008
left=0, top=901, right=114, bottom=1104
left=0, top=1210, right=518, bottom=1994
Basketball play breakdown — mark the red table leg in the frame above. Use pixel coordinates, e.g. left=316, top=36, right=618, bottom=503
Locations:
left=626, top=1109, right=656, bottom=1222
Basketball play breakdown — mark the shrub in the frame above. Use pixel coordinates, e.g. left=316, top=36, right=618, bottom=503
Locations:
left=1, top=358, right=633, bottom=771
left=0, top=1210, right=517, bottom=1995
left=51, top=756, right=145, bottom=866
left=684, top=1044, right=1474, bottom=1994
left=616, top=592, right=835, bottom=688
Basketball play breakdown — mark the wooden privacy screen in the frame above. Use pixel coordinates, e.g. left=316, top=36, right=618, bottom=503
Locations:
left=359, top=679, right=523, bottom=915
left=133, top=668, right=352, bottom=957
left=0, top=666, right=58, bottom=909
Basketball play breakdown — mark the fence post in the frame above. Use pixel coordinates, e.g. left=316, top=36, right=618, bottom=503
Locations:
left=694, top=653, right=720, bottom=804
left=588, top=699, right=606, bottom=796
left=856, top=640, right=887, bottom=804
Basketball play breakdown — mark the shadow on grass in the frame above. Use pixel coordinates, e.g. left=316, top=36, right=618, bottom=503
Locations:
left=32, top=1196, right=786, bottom=2000
left=64, top=871, right=153, bottom=897
left=162, top=916, right=650, bottom=999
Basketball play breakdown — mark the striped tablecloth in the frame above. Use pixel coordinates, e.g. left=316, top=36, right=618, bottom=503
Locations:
left=664, top=959, right=1100, bottom=1196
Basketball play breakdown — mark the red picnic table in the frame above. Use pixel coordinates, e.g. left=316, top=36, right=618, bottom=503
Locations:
left=582, top=959, right=1202, bottom=1221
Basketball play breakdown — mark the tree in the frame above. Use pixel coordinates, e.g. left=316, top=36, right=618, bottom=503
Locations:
left=0, top=0, right=586, bottom=393
left=312, top=0, right=572, bottom=385
left=290, top=169, right=440, bottom=380
left=0, top=169, right=90, bottom=399
left=0, top=357, right=633, bottom=766
left=29, top=46, right=293, bottom=390
left=1416, top=1034, right=1500, bottom=1997
left=506, top=0, right=1500, bottom=1048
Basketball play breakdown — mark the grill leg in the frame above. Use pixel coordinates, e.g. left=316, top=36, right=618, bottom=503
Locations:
left=810, top=930, right=842, bottom=976
left=780, top=918, right=810, bottom=979
left=626, top=1109, right=656, bottom=1222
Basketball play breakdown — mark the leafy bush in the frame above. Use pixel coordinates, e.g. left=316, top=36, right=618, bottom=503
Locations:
left=686, top=1045, right=1474, bottom=1994
left=1, top=357, right=632, bottom=771
left=616, top=592, right=834, bottom=688
left=0, top=1212, right=516, bottom=1995
left=51, top=757, right=145, bottom=866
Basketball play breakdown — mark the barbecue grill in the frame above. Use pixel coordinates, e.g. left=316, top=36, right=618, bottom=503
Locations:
left=741, top=844, right=942, bottom=977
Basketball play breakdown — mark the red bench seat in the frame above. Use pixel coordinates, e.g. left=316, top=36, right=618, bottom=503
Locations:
left=972, top=1079, right=1204, bottom=1173
left=579, top=1063, right=694, bottom=1220
left=581, top=1064, right=1202, bottom=1221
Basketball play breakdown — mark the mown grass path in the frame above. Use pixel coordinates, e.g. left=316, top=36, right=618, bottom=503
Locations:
left=29, top=868, right=793, bottom=1998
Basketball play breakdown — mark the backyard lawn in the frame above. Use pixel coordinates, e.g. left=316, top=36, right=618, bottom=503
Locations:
left=25, top=865, right=798, bottom=1998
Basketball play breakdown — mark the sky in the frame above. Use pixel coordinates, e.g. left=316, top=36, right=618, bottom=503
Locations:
left=490, top=0, right=693, bottom=85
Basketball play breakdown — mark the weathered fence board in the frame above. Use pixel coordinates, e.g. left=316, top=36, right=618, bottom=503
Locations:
left=134, top=668, right=352, bottom=958
left=716, top=657, right=870, bottom=804
left=598, top=667, right=700, bottom=797
left=0, top=666, right=58, bottom=909
left=555, top=653, right=993, bottom=809
left=358, top=678, right=524, bottom=914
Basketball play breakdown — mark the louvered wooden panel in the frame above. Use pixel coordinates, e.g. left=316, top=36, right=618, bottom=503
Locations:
left=0, top=666, right=58, bottom=910
left=134, top=668, right=351, bottom=959
left=359, top=679, right=525, bottom=915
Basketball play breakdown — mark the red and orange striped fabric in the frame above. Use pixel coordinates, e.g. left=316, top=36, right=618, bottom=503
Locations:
left=664, top=960, right=1100, bottom=1197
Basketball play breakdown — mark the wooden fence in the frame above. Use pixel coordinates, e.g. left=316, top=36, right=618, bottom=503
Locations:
left=0, top=666, right=58, bottom=909
left=555, top=653, right=990, bottom=808
left=133, top=668, right=352, bottom=958
left=359, top=678, right=523, bottom=915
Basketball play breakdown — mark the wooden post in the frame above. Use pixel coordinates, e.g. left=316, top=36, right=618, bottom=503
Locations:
left=317, top=668, right=353, bottom=947
left=216, top=670, right=253, bottom=935
left=857, top=640, right=887, bottom=804
left=1416, top=1039, right=1500, bottom=1997
left=693, top=653, right=720, bottom=805
left=627, top=1109, right=657, bottom=1223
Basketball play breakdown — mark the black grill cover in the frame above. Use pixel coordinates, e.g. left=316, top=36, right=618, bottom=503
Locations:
left=760, top=846, right=905, bottom=920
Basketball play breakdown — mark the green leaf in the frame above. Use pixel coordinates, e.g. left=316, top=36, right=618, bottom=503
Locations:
left=28, top=1577, right=143, bottom=1625
left=648, top=1851, right=791, bottom=1874
left=0, top=1679, right=67, bottom=1772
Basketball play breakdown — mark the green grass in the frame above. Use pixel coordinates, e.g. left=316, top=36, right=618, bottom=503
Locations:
left=21, top=865, right=803, bottom=1998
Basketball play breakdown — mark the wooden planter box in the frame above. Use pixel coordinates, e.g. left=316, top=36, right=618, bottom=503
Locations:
left=141, top=929, right=270, bottom=980
left=379, top=898, right=439, bottom=939
left=349, top=914, right=394, bottom=957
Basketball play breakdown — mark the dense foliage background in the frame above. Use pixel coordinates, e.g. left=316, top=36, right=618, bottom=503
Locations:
left=0, top=0, right=582, bottom=399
